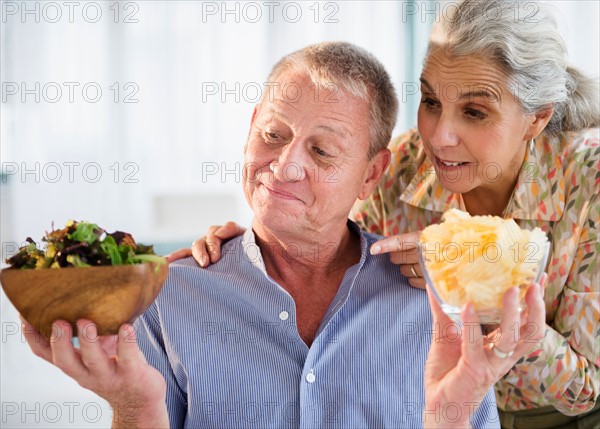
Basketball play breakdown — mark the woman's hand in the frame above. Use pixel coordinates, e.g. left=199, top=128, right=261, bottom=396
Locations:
left=22, top=318, right=169, bottom=428
left=166, top=221, right=246, bottom=267
left=370, top=231, right=425, bottom=289
left=423, top=274, right=547, bottom=428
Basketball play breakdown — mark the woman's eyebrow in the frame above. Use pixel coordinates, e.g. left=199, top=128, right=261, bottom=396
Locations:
left=420, top=77, right=500, bottom=102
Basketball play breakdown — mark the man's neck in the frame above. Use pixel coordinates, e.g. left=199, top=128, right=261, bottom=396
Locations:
left=252, top=220, right=361, bottom=279
left=251, top=220, right=362, bottom=346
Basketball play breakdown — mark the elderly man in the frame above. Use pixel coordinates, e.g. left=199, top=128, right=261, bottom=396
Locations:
left=23, top=42, right=545, bottom=428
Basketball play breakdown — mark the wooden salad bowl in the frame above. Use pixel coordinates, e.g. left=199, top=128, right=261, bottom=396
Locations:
left=0, top=262, right=168, bottom=339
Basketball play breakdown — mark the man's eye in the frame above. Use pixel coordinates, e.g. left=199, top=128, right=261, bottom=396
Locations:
left=264, top=132, right=280, bottom=142
left=312, top=146, right=329, bottom=157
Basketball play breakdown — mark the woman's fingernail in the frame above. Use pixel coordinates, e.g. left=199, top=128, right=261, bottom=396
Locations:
left=370, top=245, right=381, bottom=255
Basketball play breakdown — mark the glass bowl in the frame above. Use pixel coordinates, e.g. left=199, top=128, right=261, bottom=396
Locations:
left=418, top=241, right=550, bottom=324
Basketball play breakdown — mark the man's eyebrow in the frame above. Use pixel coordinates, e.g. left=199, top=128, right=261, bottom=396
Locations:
left=419, top=77, right=501, bottom=102
left=315, top=124, right=350, bottom=138
left=263, top=107, right=290, bottom=121
left=261, top=107, right=351, bottom=138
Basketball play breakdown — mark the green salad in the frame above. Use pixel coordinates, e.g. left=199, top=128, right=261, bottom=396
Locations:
left=6, top=221, right=165, bottom=269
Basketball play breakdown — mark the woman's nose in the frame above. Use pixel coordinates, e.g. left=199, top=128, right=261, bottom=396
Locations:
left=429, top=114, right=460, bottom=149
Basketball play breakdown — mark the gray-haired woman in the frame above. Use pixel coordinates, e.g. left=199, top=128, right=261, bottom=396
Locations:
left=176, top=1, right=599, bottom=428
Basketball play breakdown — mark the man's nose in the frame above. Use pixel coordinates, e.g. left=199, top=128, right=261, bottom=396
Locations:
left=429, top=113, right=459, bottom=149
left=271, top=140, right=308, bottom=182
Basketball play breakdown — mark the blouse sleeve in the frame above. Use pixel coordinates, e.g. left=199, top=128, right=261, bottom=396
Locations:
left=502, top=176, right=599, bottom=415
left=547, top=190, right=599, bottom=414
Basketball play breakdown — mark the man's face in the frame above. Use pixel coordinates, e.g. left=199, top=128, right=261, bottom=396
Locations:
left=243, top=71, right=383, bottom=238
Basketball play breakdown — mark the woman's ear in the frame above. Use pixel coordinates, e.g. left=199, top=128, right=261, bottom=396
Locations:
left=358, top=149, right=391, bottom=200
left=525, top=105, right=554, bottom=140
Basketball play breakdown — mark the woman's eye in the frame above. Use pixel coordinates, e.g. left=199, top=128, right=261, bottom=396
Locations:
left=312, top=146, right=329, bottom=157
left=465, top=109, right=487, bottom=120
left=421, top=97, right=439, bottom=109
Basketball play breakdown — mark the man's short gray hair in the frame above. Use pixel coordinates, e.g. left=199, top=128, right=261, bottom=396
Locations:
left=428, top=0, right=599, bottom=136
left=265, top=42, right=398, bottom=158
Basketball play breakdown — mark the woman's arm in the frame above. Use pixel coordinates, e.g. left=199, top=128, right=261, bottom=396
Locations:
left=500, top=193, right=599, bottom=414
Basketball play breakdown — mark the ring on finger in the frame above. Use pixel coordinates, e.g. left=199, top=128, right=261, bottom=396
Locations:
left=409, top=264, right=419, bottom=278
left=491, top=343, right=514, bottom=359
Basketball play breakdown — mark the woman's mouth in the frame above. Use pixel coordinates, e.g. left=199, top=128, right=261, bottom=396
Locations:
left=435, top=157, right=469, bottom=168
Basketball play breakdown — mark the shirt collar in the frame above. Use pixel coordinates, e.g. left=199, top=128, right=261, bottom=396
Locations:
left=241, top=219, right=369, bottom=276
left=399, top=134, right=564, bottom=221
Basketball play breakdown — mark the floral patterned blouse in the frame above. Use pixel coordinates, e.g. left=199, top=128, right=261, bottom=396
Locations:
left=352, top=128, right=599, bottom=415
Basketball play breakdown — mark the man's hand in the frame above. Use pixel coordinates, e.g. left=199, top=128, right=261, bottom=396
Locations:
left=370, top=231, right=425, bottom=289
left=166, top=221, right=246, bottom=267
left=22, top=318, right=169, bottom=429
left=422, top=274, right=547, bottom=428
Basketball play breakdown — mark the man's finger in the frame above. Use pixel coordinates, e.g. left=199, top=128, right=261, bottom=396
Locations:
left=460, top=303, right=485, bottom=361
left=77, top=320, right=112, bottom=375
left=50, top=321, right=89, bottom=380
left=426, top=286, right=454, bottom=327
left=490, top=287, right=520, bottom=355
left=117, top=324, right=142, bottom=368
left=21, top=318, right=53, bottom=362
left=523, top=282, right=546, bottom=342
left=370, top=231, right=421, bottom=256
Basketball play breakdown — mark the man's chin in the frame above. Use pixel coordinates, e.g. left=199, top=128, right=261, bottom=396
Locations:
left=254, top=210, right=305, bottom=235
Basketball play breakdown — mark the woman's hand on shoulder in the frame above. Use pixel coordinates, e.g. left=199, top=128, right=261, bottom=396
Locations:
left=166, top=222, right=246, bottom=267
left=370, top=231, right=426, bottom=289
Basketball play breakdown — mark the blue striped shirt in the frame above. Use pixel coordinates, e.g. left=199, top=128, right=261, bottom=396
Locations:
left=135, top=221, right=500, bottom=428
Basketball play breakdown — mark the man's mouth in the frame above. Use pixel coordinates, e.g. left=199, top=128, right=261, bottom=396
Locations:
left=263, top=184, right=301, bottom=201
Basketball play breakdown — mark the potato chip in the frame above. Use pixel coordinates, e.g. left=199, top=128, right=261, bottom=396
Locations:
left=420, top=209, right=549, bottom=311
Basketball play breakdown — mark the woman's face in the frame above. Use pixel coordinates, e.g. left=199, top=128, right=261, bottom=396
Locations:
left=417, top=49, right=535, bottom=198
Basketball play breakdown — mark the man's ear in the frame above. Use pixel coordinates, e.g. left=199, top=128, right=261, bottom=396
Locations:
left=358, top=149, right=391, bottom=200
left=525, top=105, right=554, bottom=140
left=244, top=105, right=259, bottom=154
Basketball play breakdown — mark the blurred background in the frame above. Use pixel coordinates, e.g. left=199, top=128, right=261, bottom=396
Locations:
left=1, top=1, right=598, bottom=427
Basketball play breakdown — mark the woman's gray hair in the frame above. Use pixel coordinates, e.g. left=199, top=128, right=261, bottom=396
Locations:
left=264, top=42, right=398, bottom=159
left=428, top=0, right=599, bottom=136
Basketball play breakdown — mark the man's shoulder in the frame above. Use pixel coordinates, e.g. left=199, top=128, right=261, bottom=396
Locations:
left=356, top=229, right=429, bottom=301
left=164, top=235, right=254, bottom=289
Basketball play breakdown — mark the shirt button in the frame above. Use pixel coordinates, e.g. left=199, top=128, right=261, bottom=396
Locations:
left=306, top=371, right=316, bottom=383
left=279, top=311, right=289, bottom=321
